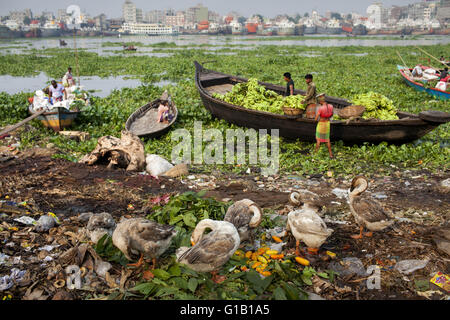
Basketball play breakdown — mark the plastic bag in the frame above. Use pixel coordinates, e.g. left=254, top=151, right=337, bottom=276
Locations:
left=436, top=81, right=447, bottom=91
left=394, top=259, right=429, bottom=275
left=145, top=154, right=173, bottom=176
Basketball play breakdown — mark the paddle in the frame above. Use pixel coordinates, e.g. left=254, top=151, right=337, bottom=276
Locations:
left=396, top=51, right=409, bottom=69
left=0, top=109, right=46, bottom=138
left=415, top=46, right=449, bottom=68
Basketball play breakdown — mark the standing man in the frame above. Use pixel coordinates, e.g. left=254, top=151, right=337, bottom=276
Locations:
left=62, top=67, right=75, bottom=87
left=284, top=72, right=295, bottom=96
left=302, top=74, right=317, bottom=118
left=48, top=80, right=67, bottom=104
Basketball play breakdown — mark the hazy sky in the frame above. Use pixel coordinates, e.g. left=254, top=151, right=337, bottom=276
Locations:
left=0, top=0, right=420, bottom=18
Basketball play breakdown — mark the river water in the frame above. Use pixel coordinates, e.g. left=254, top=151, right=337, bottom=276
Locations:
left=1, top=34, right=449, bottom=96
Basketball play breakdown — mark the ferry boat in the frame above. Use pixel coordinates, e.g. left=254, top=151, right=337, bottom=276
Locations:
left=303, top=19, right=317, bottom=34
left=326, top=19, right=342, bottom=34
left=41, top=21, right=61, bottom=37
left=230, top=20, right=246, bottom=35
left=122, top=23, right=179, bottom=36
left=276, top=20, right=295, bottom=36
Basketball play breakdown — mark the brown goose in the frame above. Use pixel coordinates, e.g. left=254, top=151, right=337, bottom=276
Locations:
left=349, top=176, right=394, bottom=239
left=112, top=218, right=177, bottom=270
left=176, top=219, right=240, bottom=283
left=289, top=190, right=323, bottom=210
left=224, top=199, right=262, bottom=243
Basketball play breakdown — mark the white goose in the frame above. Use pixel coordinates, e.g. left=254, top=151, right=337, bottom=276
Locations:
left=349, top=176, right=395, bottom=239
left=176, top=219, right=240, bottom=283
left=287, top=192, right=333, bottom=255
left=224, top=199, right=262, bottom=243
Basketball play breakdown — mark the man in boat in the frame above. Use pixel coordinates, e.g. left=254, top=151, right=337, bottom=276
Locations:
left=62, top=67, right=75, bottom=87
left=48, top=80, right=67, bottom=104
left=283, top=72, right=294, bottom=96
left=439, top=67, right=448, bottom=81
left=302, top=74, right=317, bottom=118
left=314, top=93, right=333, bottom=159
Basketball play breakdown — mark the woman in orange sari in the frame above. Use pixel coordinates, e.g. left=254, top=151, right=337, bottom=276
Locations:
left=314, top=93, right=334, bottom=158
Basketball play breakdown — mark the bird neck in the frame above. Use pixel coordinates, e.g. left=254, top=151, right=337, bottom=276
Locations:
left=192, top=219, right=216, bottom=243
left=249, top=205, right=262, bottom=227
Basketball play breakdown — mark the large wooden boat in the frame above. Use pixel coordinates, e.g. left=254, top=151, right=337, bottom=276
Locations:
left=194, top=61, right=450, bottom=144
left=28, top=105, right=80, bottom=132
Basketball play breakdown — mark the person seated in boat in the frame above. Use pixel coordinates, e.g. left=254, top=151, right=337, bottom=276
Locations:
left=439, top=67, right=448, bottom=81
left=157, top=100, right=171, bottom=124
left=314, top=93, right=334, bottom=159
left=283, top=72, right=294, bottom=96
left=48, top=80, right=67, bottom=104
left=62, top=67, right=75, bottom=87
left=412, top=65, right=423, bottom=77
left=302, top=74, right=317, bottom=118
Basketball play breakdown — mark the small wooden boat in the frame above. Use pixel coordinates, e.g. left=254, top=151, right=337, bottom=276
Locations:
left=28, top=105, right=80, bottom=132
left=123, top=45, right=137, bottom=51
left=397, top=65, right=449, bottom=100
left=125, top=93, right=178, bottom=138
left=59, top=39, right=67, bottom=47
left=194, top=61, right=450, bottom=144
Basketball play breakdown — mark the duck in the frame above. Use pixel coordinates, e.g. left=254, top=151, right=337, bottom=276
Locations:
left=349, top=176, right=395, bottom=239
left=224, top=199, right=262, bottom=243
left=86, top=212, right=116, bottom=244
left=112, top=218, right=177, bottom=270
left=176, top=219, right=240, bottom=283
left=286, top=203, right=333, bottom=255
left=289, top=189, right=324, bottom=211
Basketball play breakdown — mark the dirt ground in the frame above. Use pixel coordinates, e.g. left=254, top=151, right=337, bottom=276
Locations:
left=0, top=148, right=449, bottom=300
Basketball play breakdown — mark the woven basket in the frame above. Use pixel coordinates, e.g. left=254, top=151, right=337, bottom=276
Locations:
left=282, top=106, right=304, bottom=116
left=337, top=105, right=366, bottom=119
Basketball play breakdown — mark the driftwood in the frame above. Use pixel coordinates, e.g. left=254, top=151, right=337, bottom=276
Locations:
left=0, top=109, right=46, bottom=137
left=79, top=130, right=145, bottom=171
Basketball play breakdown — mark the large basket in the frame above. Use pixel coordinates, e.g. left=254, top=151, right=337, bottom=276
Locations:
left=337, top=105, right=366, bottom=119
left=282, top=106, right=304, bottom=116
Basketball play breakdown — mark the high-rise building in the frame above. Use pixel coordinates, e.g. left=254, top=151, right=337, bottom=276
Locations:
left=123, top=0, right=137, bottom=23
left=136, top=8, right=143, bottom=23
left=146, top=10, right=164, bottom=24
left=186, top=3, right=208, bottom=24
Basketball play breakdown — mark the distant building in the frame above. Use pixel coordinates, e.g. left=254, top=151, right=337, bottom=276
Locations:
left=165, top=11, right=185, bottom=26
left=95, top=14, right=108, bottom=30
left=186, top=3, right=208, bottom=24
left=123, top=0, right=137, bottom=23
left=146, top=10, right=164, bottom=24
left=10, top=9, right=32, bottom=24
left=136, top=8, right=143, bottom=23
left=366, top=3, right=388, bottom=29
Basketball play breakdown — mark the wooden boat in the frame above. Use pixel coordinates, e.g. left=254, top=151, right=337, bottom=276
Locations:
left=123, top=45, right=137, bottom=51
left=194, top=61, right=450, bottom=144
left=125, top=93, right=178, bottom=138
left=397, top=65, right=449, bottom=100
left=28, top=105, right=80, bottom=132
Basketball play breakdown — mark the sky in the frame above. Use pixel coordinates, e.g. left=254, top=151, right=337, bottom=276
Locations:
left=0, top=0, right=421, bottom=18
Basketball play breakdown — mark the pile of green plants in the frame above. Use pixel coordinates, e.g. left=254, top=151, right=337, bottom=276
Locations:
left=212, top=78, right=305, bottom=114
left=351, top=91, right=399, bottom=120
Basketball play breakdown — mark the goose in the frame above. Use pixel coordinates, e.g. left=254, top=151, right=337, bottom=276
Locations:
left=86, top=212, right=116, bottom=244
left=287, top=204, right=333, bottom=255
left=224, top=199, right=262, bottom=243
left=176, top=219, right=240, bottom=283
left=349, top=176, right=395, bottom=239
left=289, top=189, right=323, bottom=211
left=112, top=218, right=177, bottom=270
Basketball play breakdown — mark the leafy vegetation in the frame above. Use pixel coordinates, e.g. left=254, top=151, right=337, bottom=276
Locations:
left=0, top=42, right=448, bottom=177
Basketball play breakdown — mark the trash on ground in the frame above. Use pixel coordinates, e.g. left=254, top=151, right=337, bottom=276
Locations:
left=394, top=259, right=429, bottom=275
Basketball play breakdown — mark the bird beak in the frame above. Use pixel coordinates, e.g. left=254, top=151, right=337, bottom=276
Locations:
left=191, top=240, right=195, bottom=246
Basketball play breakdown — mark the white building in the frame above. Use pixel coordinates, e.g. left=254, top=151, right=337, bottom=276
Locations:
left=122, top=23, right=179, bottom=35
left=366, top=3, right=388, bottom=29
left=123, top=0, right=136, bottom=23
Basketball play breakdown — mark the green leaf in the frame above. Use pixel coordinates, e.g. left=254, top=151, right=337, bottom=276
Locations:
left=182, top=212, right=197, bottom=228
left=131, top=282, right=155, bottom=296
left=272, top=287, right=287, bottom=300
left=168, top=264, right=181, bottom=277
left=152, top=269, right=172, bottom=281
left=188, top=278, right=198, bottom=293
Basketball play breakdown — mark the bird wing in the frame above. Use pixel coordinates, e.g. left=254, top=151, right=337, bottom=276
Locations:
left=352, top=198, right=391, bottom=223
left=224, top=202, right=252, bottom=229
left=133, top=220, right=175, bottom=242
left=179, top=232, right=236, bottom=265
left=291, top=211, right=330, bottom=236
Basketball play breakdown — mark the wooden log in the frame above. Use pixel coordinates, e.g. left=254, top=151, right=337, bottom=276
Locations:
left=0, top=109, right=46, bottom=137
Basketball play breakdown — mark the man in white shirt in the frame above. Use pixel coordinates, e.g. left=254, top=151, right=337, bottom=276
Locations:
left=62, top=67, right=75, bottom=87
left=412, top=65, right=423, bottom=77
left=48, top=80, right=67, bottom=103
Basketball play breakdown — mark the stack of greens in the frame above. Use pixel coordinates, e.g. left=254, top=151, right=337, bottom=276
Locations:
left=212, top=78, right=305, bottom=114
left=351, top=92, right=399, bottom=120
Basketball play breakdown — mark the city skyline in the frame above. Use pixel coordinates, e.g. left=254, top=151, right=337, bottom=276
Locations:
left=0, top=0, right=424, bottom=18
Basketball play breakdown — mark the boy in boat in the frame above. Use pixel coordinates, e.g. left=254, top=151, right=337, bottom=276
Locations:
left=283, top=72, right=294, bottom=96
left=302, top=74, right=317, bottom=118
left=314, top=93, right=334, bottom=159
left=157, top=100, right=171, bottom=124
left=48, top=80, right=67, bottom=104
left=412, top=65, right=423, bottom=77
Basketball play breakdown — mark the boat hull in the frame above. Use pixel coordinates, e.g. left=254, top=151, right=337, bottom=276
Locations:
left=29, top=106, right=79, bottom=132
left=194, top=62, right=448, bottom=144
left=397, top=65, right=450, bottom=100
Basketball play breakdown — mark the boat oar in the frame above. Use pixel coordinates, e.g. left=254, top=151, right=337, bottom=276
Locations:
left=415, top=46, right=449, bottom=68
left=396, top=51, right=409, bottom=69
left=0, top=109, right=46, bottom=138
